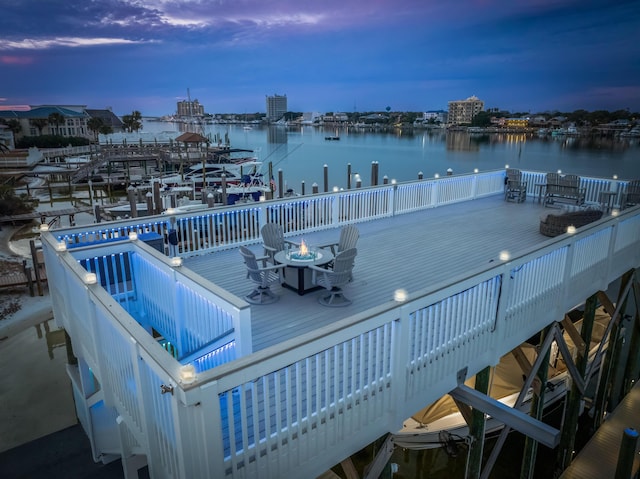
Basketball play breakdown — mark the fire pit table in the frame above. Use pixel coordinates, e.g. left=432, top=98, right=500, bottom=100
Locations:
left=274, top=245, right=334, bottom=295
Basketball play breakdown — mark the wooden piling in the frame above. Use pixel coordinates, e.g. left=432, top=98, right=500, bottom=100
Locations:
left=466, top=366, right=490, bottom=479
left=323, top=164, right=329, bottom=193
left=593, top=272, right=633, bottom=428
left=520, top=326, right=551, bottom=479
left=278, top=169, right=284, bottom=198
left=557, top=293, right=598, bottom=472
left=347, top=163, right=352, bottom=189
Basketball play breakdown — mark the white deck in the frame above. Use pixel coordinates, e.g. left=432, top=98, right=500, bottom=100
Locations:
left=184, top=195, right=559, bottom=352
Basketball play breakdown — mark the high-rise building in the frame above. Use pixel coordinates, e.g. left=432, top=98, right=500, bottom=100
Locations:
left=447, top=96, right=484, bottom=125
left=177, top=99, right=204, bottom=118
left=266, top=94, right=287, bottom=121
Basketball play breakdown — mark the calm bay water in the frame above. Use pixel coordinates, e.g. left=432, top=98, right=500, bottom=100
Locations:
left=137, top=121, right=640, bottom=191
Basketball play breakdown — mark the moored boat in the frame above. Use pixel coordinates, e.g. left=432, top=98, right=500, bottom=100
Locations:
left=393, top=308, right=610, bottom=451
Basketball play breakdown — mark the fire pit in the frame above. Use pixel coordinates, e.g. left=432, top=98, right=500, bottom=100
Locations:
left=286, top=239, right=322, bottom=261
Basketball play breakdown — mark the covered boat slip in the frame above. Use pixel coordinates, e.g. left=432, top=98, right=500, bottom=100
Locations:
left=40, top=171, right=640, bottom=479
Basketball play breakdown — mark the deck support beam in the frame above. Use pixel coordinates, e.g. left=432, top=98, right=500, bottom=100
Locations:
left=592, top=272, right=634, bottom=429
left=466, top=366, right=490, bottom=479
left=520, top=326, right=551, bottom=479
left=556, top=293, right=598, bottom=473
left=449, top=384, right=560, bottom=449
left=622, top=275, right=640, bottom=397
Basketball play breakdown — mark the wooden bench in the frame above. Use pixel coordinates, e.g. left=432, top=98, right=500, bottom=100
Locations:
left=544, top=173, right=586, bottom=207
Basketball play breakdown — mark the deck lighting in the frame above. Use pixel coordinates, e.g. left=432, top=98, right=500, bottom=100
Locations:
left=84, top=272, right=98, bottom=285
left=39, top=223, right=49, bottom=232
left=474, top=168, right=479, bottom=173
left=434, top=173, right=440, bottom=179
left=333, top=186, right=339, bottom=192
left=180, top=364, right=197, bottom=384
left=165, top=208, right=176, bottom=215
left=505, top=164, right=509, bottom=169
left=128, top=232, right=138, bottom=241
left=566, top=225, right=576, bottom=234
left=611, top=209, right=620, bottom=217
left=391, top=179, right=397, bottom=185
left=55, top=241, right=67, bottom=252
left=557, top=169, right=562, bottom=175
left=259, top=195, right=266, bottom=202
left=170, top=257, right=183, bottom=267
left=499, top=250, right=510, bottom=261
left=394, top=289, right=408, bottom=302
left=613, top=174, right=618, bottom=180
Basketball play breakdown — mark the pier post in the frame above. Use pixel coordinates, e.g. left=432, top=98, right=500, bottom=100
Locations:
left=146, top=192, right=153, bottom=216
left=593, top=272, right=634, bottom=428
left=323, top=164, right=329, bottom=193
left=278, top=169, right=284, bottom=198
left=622, top=272, right=640, bottom=396
left=466, top=366, right=490, bottom=479
left=418, top=171, right=423, bottom=180
left=557, top=293, right=598, bottom=472
left=347, top=163, right=352, bottom=189
left=301, top=181, right=305, bottom=196
left=221, top=174, right=228, bottom=206
left=153, top=181, right=162, bottom=215
left=127, top=186, right=138, bottom=218
left=520, top=325, right=551, bottom=479
left=371, top=161, right=378, bottom=186
left=614, top=427, right=639, bottom=479
left=312, top=183, right=318, bottom=195
left=383, top=175, right=389, bottom=185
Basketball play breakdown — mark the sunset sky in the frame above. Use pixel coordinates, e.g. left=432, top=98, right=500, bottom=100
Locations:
left=1, top=0, right=639, bottom=116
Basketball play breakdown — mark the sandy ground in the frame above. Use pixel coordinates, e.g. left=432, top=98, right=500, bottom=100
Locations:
left=0, top=204, right=95, bottom=453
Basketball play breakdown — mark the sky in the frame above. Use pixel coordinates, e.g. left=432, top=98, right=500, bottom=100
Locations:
left=1, top=0, right=639, bottom=117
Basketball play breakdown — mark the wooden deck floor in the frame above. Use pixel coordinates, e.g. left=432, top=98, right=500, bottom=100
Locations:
left=183, top=194, right=570, bottom=353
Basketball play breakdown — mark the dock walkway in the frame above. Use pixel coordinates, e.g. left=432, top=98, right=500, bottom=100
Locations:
left=560, top=381, right=640, bottom=478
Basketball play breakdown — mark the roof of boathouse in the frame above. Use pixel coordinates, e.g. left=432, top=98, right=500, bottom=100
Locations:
left=174, top=132, right=209, bottom=143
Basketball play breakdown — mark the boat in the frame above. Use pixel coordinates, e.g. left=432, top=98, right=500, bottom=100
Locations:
left=156, top=159, right=265, bottom=191
left=393, top=308, right=610, bottom=451
left=324, top=136, right=340, bottom=141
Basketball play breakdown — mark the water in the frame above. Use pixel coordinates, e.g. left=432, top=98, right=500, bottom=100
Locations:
left=135, top=122, right=640, bottom=191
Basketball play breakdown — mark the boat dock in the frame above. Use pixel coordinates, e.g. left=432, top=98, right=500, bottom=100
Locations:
left=560, top=381, right=640, bottom=478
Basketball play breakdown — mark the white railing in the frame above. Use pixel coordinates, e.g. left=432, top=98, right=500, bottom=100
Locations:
left=41, top=171, right=640, bottom=479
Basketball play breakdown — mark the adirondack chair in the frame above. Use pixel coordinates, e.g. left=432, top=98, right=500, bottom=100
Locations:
left=622, top=179, right=640, bottom=209
left=504, top=169, right=527, bottom=203
left=239, top=246, right=285, bottom=304
left=260, top=223, right=300, bottom=264
left=317, top=225, right=359, bottom=280
left=309, top=248, right=357, bottom=307
left=317, top=224, right=360, bottom=255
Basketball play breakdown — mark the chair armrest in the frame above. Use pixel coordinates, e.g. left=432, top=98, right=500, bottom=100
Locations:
left=308, top=264, right=330, bottom=272
left=316, top=241, right=339, bottom=255
left=284, top=239, right=301, bottom=248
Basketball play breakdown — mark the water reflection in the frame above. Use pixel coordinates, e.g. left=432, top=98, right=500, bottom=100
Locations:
left=35, top=319, right=67, bottom=360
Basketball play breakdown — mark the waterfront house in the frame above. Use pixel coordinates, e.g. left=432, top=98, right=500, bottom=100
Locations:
left=41, top=170, right=640, bottom=478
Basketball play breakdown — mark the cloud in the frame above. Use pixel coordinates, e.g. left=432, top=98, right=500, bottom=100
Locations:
left=0, top=55, right=34, bottom=65
left=0, top=37, right=152, bottom=51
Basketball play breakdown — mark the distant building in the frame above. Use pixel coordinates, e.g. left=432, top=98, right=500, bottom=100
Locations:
left=447, top=96, right=484, bottom=125
left=0, top=105, right=91, bottom=141
left=0, top=124, right=15, bottom=150
left=266, top=94, right=287, bottom=122
left=85, top=108, right=125, bottom=133
left=418, top=110, right=448, bottom=124
left=504, top=118, right=529, bottom=128
left=177, top=99, right=205, bottom=118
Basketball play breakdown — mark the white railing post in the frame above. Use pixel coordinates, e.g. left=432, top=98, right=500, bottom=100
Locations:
left=234, top=307, right=253, bottom=356
left=388, top=304, right=411, bottom=429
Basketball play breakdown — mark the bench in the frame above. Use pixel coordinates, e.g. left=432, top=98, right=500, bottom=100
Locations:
left=544, top=173, right=586, bottom=207
left=539, top=207, right=603, bottom=237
